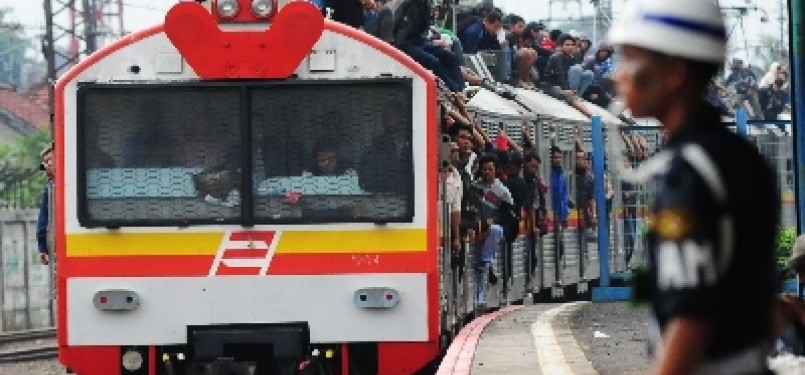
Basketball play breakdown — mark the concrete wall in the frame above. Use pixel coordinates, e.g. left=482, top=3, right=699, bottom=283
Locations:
left=0, top=209, right=53, bottom=331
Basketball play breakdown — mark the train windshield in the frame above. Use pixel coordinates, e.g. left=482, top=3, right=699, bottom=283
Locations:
left=78, top=80, right=414, bottom=227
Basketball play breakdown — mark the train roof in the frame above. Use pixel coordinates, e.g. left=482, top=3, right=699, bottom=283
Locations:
left=513, top=89, right=589, bottom=123
left=580, top=100, right=624, bottom=124
left=466, top=88, right=530, bottom=119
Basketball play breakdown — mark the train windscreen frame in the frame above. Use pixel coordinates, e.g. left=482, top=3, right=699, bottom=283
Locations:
left=76, top=79, right=415, bottom=227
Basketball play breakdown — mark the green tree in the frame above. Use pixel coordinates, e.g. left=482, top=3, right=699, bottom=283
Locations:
left=777, top=227, right=797, bottom=279
left=0, top=129, right=51, bottom=208
left=0, top=7, right=40, bottom=89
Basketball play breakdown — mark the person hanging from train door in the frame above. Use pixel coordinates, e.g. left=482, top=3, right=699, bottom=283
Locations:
left=472, top=153, right=513, bottom=311
left=574, top=145, right=596, bottom=241
left=609, top=0, right=779, bottom=374
left=548, top=146, right=569, bottom=261
left=523, top=152, right=547, bottom=274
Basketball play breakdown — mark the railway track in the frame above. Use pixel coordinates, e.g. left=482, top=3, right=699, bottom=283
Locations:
left=0, top=328, right=57, bottom=363
left=0, top=346, right=58, bottom=363
left=0, top=328, right=56, bottom=345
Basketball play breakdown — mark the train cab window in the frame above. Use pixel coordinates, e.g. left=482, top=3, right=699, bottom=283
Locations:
left=77, top=80, right=413, bottom=227
left=79, top=86, right=243, bottom=226
left=250, top=81, right=414, bottom=223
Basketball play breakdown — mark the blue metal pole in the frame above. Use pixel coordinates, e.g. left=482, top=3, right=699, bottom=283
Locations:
left=592, top=116, right=609, bottom=287
left=792, top=0, right=805, bottom=233
left=735, top=108, right=748, bottom=138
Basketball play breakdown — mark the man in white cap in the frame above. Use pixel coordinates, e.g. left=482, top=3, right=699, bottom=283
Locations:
left=609, top=0, right=778, bottom=374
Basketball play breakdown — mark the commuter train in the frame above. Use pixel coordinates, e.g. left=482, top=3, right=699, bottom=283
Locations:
left=53, top=1, right=631, bottom=374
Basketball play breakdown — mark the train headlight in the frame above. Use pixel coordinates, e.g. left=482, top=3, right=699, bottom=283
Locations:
left=216, top=0, right=240, bottom=19
left=122, top=349, right=144, bottom=372
left=251, top=0, right=274, bottom=18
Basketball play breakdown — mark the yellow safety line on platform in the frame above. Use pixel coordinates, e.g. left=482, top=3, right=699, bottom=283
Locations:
left=532, top=302, right=586, bottom=375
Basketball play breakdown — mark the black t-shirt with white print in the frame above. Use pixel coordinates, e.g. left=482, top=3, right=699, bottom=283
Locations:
left=646, top=101, right=778, bottom=360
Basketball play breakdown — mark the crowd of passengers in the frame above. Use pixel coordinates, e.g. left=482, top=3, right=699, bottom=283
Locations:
left=318, top=0, right=792, bottom=126
left=309, top=0, right=794, bottom=285
left=314, top=0, right=662, bottom=283
left=317, top=0, right=617, bottom=118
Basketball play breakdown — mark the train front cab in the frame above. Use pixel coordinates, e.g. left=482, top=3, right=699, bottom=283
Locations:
left=54, top=2, right=441, bottom=374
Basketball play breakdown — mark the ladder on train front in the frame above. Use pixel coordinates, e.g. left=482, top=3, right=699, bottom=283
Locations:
left=209, top=231, right=280, bottom=276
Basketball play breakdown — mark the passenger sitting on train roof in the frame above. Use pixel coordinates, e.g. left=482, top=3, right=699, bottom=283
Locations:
left=544, top=34, right=593, bottom=118
left=392, top=0, right=466, bottom=93
left=324, top=0, right=376, bottom=29
left=581, top=42, right=615, bottom=108
left=458, top=11, right=502, bottom=54
left=365, top=0, right=393, bottom=43
left=758, top=78, right=789, bottom=122
left=506, top=15, right=538, bottom=89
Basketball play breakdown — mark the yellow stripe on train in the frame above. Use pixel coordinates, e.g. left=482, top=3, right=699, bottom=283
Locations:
left=65, top=229, right=427, bottom=257
left=274, top=229, right=426, bottom=254
left=66, top=232, right=224, bottom=257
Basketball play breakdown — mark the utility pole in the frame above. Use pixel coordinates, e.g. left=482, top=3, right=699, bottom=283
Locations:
left=592, top=0, right=611, bottom=46
left=781, top=0, right=788, bottom=61
left=42, top=0, right=124, bottom=134
left=792, top=0, right=804, bottom=231
left=547, top=0, right=583, bottom=24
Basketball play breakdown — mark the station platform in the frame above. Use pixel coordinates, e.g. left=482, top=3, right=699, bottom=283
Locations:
left=437, top=302, right=598, bottom=375
left=437, top=300, right=805, bottom=375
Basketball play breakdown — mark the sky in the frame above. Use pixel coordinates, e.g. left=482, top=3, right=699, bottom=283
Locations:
left=0, top=0, right=791, bottom=65
left=1, top=0, right=174, bottom=34
left=0, top=0, right=176, bottom=59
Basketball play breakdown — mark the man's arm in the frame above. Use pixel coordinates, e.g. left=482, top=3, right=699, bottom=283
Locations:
left=651, top=317, right=713, bottom=375
left=556, top=55, right=571, bottom=90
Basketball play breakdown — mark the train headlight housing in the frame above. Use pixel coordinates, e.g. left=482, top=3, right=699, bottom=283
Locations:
left=216, top=0, right=240, bottom=19
left=251, top=0, right=274, bottom=18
